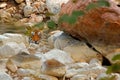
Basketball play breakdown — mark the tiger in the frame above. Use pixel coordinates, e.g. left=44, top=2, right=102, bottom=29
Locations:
left=26, top=26, right=42, bottom=44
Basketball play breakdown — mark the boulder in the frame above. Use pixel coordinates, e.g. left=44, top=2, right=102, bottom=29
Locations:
left=41, top=58, right=66, bottom=77
left=0, top=72, right=12, bottom=80
left=39, top=74, right=58, bottom=80
left=70, top=74, right=89, bottom=80
left=63, top=41, right=100, bottom=62
left=0, top=42, right=26, bottom=58
left=15, top=0, right=24, bottom=3
left=60, top=0, right=120, bottom=46
left=44, top=49, right=74, bottom=64
left=3, top=33, right=29, bottom=46
left=6, top=51, right=41, bottom=72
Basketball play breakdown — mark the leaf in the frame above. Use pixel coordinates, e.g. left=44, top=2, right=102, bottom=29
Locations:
left=58, top=14, right=70, bottom=23
left=112, top=54, right=120, bottom=61
left=68, top=15, right=77, bottom=24
left=97, top=0, right=110, bottom=7
left=34, top=22, right=45, bottom=30
left=106, top=63, right=120, bottom=74
left=72, top=10, right=85, bottom=17
left=86, top=3, right=98, bottom=11
left=47, top=20, right=57, bottom=29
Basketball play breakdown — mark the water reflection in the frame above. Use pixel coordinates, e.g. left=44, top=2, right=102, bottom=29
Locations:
left=0, top=23, right=25, bottom=34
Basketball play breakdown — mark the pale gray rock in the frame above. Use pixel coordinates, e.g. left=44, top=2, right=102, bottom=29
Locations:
left=22, top=77, right=31, bottom=80
left=0, top=35, right=10, bottom=46
left=70, top=74, right=89, bottom=80
left=23, top=4, right=33, bottom=17
left=39, top=74, right=58, bottom=80
left=6, top=51, right=41, bottom=72
left=0, top=42, right=25, bottom=58
left=63, top=41, right=99, bottom=62
left=0, top=59, right=8, bottom=72
left=15, top=0, right=24, bottom=3
left=41, top=58, right=66, bottom=77
left=0, top=72, right=12, bottom=80
left=44, top=49, right=74, bottom=64
left=48, top=31, right=63, bottom=47
left=65, top=68, right=78, bottom=78
left=46, top=0, right=69, bottom=14
left=3, top=33, right=29, bottom=46
left=17, top=68, right=36, bottom=76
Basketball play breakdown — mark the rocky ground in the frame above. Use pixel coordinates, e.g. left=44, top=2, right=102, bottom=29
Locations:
left=0, top=0, right=120, bottom=80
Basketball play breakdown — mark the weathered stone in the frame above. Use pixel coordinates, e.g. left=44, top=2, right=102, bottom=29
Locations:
left=23, top=5, right=33, bottom=17
left=15, top=0, right=24, bottom=3
left=63, top=41, right=99, bottom=62
left=0, top=42, right=26, bottom=58
left=41, top=58, right=66, bottom=77
left=0, top=2, right=7, bottom=8
left=44, top=49, right=74, bottom=64
left=17, top=68, right=36, bottom=76
left=3, top=33, right=29, bottom=46
left=46, top=0, right=69, bottom=14
left=6, top=51, right=41, bottom=71
left=70, top=74, right=89, bottom=80
left=48, top=31, right=63, bottom=47
left=39, top=74, right=58, bottom=80
left=0, top=59, right=8, bottom=72
left=0, top=72, right=12, bottom=80
left=60, top=0, right=120, bottom=46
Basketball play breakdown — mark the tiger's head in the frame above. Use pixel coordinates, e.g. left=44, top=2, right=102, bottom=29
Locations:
left=26, top=26, right=42, bottom=44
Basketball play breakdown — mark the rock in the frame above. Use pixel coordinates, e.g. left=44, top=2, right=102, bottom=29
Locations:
left=23, top=4, right=33, bottom=17
left=63, top=41, right=99, bottom=62
left=0, top=2, right=7, bottom=8
left=89, top=58, right=102, bottom=65
left=44, top=49, right=74, bottom=64
left=28, top=14, right=43, bottom=24
left=65, top=68, right=78, bottom=78
left=0, top=72, right=12, bottom=80
left=3, top=33, right=29, bottom=46
left=6, top=51, right=41, bottom=72
left=70, top=74, right=89, bottom=80
left=15, top=0, right=24, bottom=3
left=0, top=59, right=8, bottom=72
left=60, top=0, right=120, bottom=46
left=96, top=73, right=108, bottom=80
left=48, top=31, right=63, bottom=47
left=39, top=74, right=58, bottom=80
left=0, top=10, right=11, bottom=23
left=46, top=0, right=69, bottom=14
left=0, top=42, right=26, bottom=58
left=17, top=68, right=36, bottom=76
left=22, top=77, right=31, bottom=80
left=0, top=35, right=10, bottom=46
left=41, top=58, right=66, bottom=77
left=67, top=62, right=89, bottom=69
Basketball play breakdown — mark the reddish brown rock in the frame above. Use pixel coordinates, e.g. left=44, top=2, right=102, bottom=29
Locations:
left=59, top=0, right=120, bottom=46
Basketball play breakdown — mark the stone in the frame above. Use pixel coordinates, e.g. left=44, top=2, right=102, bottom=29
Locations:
left=0, top=10, right=11, bottom=23
left=65, top=68, right=78, bottom=78
left=0, top=42, right=26, bottom=58
left=41, top=58, right=66, bottom=77
left=0, top=59, right=8, bottom=72
left=3, top=33, right=29, bottom=46
left=0, top=2, right=7, bottom=8
left=44, top=49, right=74, bottom=64
left=63, top=41, right=99, bottom=62
left=17, top=68, right=36, bottom=76
left=48, top=31, right=63, bottom=47
left=15, top=0, right=24, bottom=3
left=70, top=74, right=89, bottom=80
left=0, top=72, right=12, bottom=80
left=6, top=51, right=41, bottom=71
left=46, top=0, right=69, bottom=14
left=0, top=35, right=10, bottom=46
left=22, top=77, right=31, bottom=80
left=39, top=74, right=58, bottom=80
left=60, top=0, right=120, bottom=46
left=23, top=4, right=33, bottom=17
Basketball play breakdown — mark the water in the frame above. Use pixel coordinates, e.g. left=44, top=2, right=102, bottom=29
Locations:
left=0, top=23, right=25, bottom=34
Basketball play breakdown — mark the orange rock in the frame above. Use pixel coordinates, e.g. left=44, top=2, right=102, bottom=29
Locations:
left=60, top=0, right=120, bottom=46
